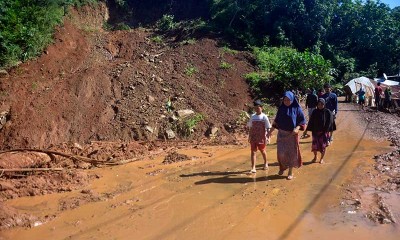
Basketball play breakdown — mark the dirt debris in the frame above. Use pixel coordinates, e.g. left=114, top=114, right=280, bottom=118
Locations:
left=162, top=151, right=191, bottom=164
left=340, top=105, right=400, bottom=224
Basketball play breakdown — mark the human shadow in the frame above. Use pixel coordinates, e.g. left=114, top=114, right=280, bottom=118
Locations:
left=303, top=160, right=319, bottom=166
left=194, top=174, right=286, bottom=185
left=180, top=163, right=280, bottom=178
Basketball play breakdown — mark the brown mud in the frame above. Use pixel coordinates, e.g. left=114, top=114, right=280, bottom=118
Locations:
left=0, top=101, right=399, bottom=240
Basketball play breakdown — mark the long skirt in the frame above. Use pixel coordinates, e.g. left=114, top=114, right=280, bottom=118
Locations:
left=277, top=130, right=302, bottom=171
left=311, top=132, right=329, bottom=153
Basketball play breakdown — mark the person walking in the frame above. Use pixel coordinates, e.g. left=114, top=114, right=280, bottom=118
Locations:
left=305, top=88, right=318, bottom=118
left=321, top=83, right=337, bottom=144
left=301, top=88, right=318, bottom=138
left=269, top=91, right=306, bottom=180
left=305, top=98, right=333, bottom=164
left=374, top=82, right=383, bottom=111
left=247, top=100, right=272, bottom=173
left=383, top=86, right=392, bottom=111
left=355, top=85, right=366, bottom=110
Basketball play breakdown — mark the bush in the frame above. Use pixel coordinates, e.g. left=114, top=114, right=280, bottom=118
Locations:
left=220, top=61, right=232, bottom=69
left=184, top=65, right=198, bottom=77
left=178, top=113, right=205, bottom=137
left=247, top=46, right=333, bottom=98
left=0, top=0, right=99, bottom=69
left=157, top=14, right=176, bottom=31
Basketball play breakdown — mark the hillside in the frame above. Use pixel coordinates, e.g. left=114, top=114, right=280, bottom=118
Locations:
left=0, top=4, right=256, bottom=226
left=0, top=4, right=255, bottom=151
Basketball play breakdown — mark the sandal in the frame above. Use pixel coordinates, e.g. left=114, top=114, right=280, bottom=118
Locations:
left=311, top=158, right=317, bottom=163
left=263, top=165, right=269, bottom=170
left=287, top=175, right=294, bottom=180
left=278, top=170, right=284, bottom=176
left=319, top=159, right=324, bottom=164
left=250, top=169, right=256, bottom=173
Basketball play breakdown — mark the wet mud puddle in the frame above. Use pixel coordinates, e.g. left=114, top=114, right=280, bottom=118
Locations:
left=1, top=109, right=399, bottom=240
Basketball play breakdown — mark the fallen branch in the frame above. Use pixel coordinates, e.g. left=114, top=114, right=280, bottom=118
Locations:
left=0, top=168, right=63, bottom=172
left=0, top=149, right=107, bottom=165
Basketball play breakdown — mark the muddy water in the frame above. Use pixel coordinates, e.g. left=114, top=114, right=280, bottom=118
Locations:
left=1, top=106, right=399, bottom=240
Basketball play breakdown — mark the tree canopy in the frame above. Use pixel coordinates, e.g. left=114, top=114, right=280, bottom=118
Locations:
left=1, top=0, right=399, bottom=85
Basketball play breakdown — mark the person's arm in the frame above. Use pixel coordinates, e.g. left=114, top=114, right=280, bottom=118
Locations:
left=246, top=118, right=252, bottom=142
left=269, top=122, right=277, bottom=136
left=334, top=95, right=338, bottom=114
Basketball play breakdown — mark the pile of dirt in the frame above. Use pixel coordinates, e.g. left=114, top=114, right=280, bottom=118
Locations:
left=0, top=9, right=254, bottom=150
left=162, top=151, right=191, bottom=164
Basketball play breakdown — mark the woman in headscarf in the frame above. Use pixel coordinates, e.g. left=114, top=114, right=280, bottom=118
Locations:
left=270, top=91, right=306, bottom=180
left=305, top=98, right=333, bottom=164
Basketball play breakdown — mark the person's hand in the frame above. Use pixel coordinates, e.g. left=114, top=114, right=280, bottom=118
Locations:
left=266, top=132, right=272, bottom=138
left=292, top=127, right=300, bottom=135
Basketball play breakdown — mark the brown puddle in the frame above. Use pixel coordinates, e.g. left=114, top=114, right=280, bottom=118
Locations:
left=1, top=108, right=399, bottom=240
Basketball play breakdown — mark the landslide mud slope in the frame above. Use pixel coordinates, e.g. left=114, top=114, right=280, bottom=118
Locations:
left=0, top=4, right=254, bottom=150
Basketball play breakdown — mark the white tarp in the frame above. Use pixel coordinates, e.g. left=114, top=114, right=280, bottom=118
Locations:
left=345, top=76, right=375, bottom=97
left=374, top=78, right=400, bottom=86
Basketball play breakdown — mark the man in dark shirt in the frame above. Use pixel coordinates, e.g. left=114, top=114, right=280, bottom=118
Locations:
left=321, top=83, right=338, bottom=144
left=301, top=89, right=318, bottom=138
left=305, top=89, right=318, bottom=118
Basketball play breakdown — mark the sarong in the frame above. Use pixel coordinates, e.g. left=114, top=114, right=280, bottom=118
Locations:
left=277, top=130, right=302, bottom=170
left=311, top=132, right=329, bottom=153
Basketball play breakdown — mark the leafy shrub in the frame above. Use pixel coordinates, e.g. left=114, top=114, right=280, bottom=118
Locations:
left=0, top=0, right=99, bottom=68
left=220, top=61, right=233, bottom=69
left=178, top=113, right=205, bottom=137
left=247, top=46, right=333, bottom=98
left=157, top=14, right=176, bottom=31
left=114, top=23, right=131, bottom=31
left=221, top=46, right=238, bottom=55
left=151, top=36, right=163, bottom=44
left=184, top=65, right=198, bottom=77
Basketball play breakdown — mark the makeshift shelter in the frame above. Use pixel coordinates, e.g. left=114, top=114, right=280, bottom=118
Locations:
left=374, top=78, right=400, bottom=86
left=343, top=77, right=375, bottom=104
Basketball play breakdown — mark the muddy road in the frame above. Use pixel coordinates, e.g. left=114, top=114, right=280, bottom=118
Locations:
left=1, top=103, right=399, bottom=240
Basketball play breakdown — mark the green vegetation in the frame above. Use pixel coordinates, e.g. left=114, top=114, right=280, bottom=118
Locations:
left=178, top=113, right=205, bottom=137
left=151, top=36, right=163, bottom=44
left=220, top=61, right=233, bottom=69
left=246, top=47, right=332, bottom=98
left=0, top=0, right=99, bottom=68
left=210, top=0, right=400, bottom=81
left=221, top=46, right=238, bottom=55
left=157, top=14, right=176, bottom=31
left=180, top=38, right=197, bottom=45
left=1, top=0, right=399, bottom=91
left=114, top=23, right=131, bottom=31
left=184, top=65, right=198, bottom=77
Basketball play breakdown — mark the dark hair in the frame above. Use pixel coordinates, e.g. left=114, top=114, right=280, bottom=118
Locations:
left=323, top=83, right=331, bottom=88
left=377, top=82, right=381, bottom=86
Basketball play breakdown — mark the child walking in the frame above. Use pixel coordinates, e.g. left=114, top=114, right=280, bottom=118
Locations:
left=247, top=100, right=272, bottom=173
